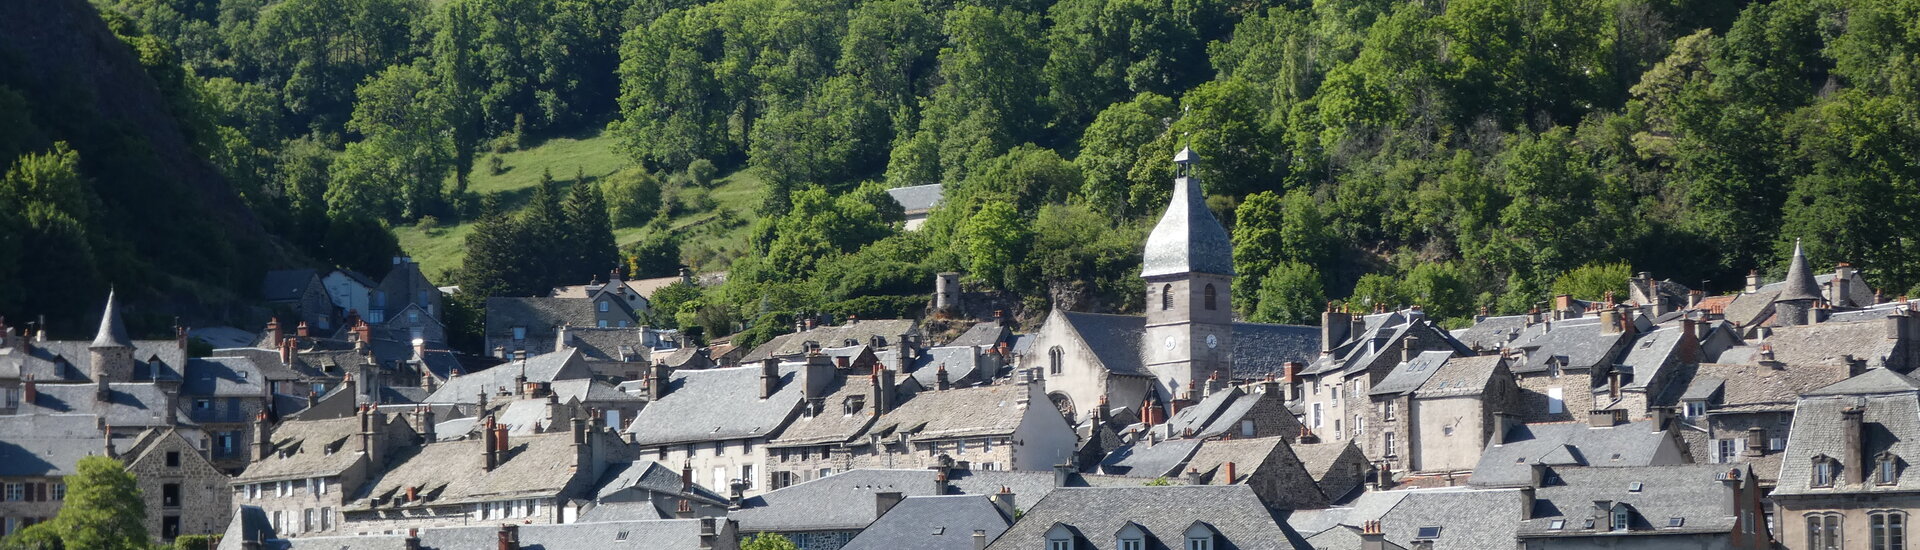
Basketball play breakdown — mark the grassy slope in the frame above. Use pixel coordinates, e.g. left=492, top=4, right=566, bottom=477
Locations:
left=393, top=130, right=763, bottom=280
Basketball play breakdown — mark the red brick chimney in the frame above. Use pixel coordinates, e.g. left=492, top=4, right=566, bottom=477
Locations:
left=497, top=524, right=520, bottom=550
left=267, top=319, right=283, bottom=347
left=22, top=375, right=35, bottom=408
left=1223, top=461, right=1237, bottom=484
left=296, top=322, right=310, bottom=338
left=482, top=415, right=499, bottom=471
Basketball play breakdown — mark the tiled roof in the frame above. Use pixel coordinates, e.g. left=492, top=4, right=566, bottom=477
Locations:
left=1231, top=322, right=1322, bottom=379
left=1805, top=367, right=1920, bottom=397
left=561, top=327, right=649, bottom=363
left=1369, top=351, right=1454, bottom=396
left=844, top=495, right=1011, bottom=550
left=945, top=321, right=1009, bottom=349
left=1141, top=170, right=1234, bottom=278
left=1303, top=487, right=1527, bottom=550
left=1414, top=355, right=1504, bottom=398
left=91, top=290, right=135, bottom=348
left=1097, top=438, right=1200, bottom=478
left=986, top=485, right=1299, bottom=550
left=1513, top=320, right=1629, bottom=374
left=732, top=469, right=946, bottom=531
left=424, top=349, right=590, bottom=404
left=1654, top=362, right=1851, bottom=410
left=182, top=357, right=270, bottom=398
left=742, top=319, right=918, bottom=363
left=868, top=383, right=1041, bottom=440
left=28, top=383, right=181, bottom=428
left=347, top=432, right=583, bottom=509
left=1472, top=420, right=1678, bottom=487
left=1452, top=315, right=1531, bottom=352
left=624, top=364, right=803, bottom=446
left=1724, top=319, right=1902, bottom=370
left=485, top=297, right=598, bottom=334
left=234, top=416, right=377, bottom=482
left=767, top=373, right=879, bottom=447
left=1616, top=326, right=1688, bottom=390
left=1776, top=387, right=1920, bottom=495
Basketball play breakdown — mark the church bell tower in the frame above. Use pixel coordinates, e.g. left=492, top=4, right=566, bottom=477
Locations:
left=1139, top=147, right=1234, bottom=403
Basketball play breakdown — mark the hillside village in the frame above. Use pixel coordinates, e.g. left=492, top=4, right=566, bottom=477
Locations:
left=1, top=149, right=1915, bottom=550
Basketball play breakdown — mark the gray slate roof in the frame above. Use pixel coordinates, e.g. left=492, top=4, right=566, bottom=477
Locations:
left=1369, top=351, right=1454, bottom=396
left=886, top=183, right=945, bottom=214
left=1141, top=170, right=1234, bottom=278
left=1513, top=319, right=1628, bottom=374
left=0, top=414, right=108, bottom=476
left=424, top=348, right=590, bottom=404
left=262, top=269, right=318, bottom=302
left=1097, top=438, right=1200, bottom=477
left=987, top=485, right=1299, bottom=550
left=1413, top=354, right=1503, bottom=398
left=624, top=363, right=803, bottom=446
left=348, top=432, right=583, bottom=509
left=868, top=382, right=1044, bottom=440
left=28, top=383, right=181, bottom=428
left=1298, top=488, right=1527, bottom=550
left=234, top=416, right=380, bottom=482
left=92, top=290, right=134, bottom=348
left=732, top=469, right=947, bottom=531
left=1516, top=464, right=1742, bottom=539
left=1472, top=420, right=1679, bottom=487
left=1230, top=322, right=1322, bottom=379
left=182, top=357, right=270, bottom=398
left=1452, top=315, right=1531, bottom=352
left=486, top=297, right=599, bottom=334
left=1780, top=241, right=1823, bottom=301
left=1776, top=384, right=1920, bottom=495
left=741, top=319, right=918, bottom=363
left=843, top=495, right=1011, bottom=550
left=1057, top=311, right=1148, bottom=376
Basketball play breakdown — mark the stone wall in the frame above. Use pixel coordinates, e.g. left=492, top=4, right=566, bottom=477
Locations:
left=127, top=433, right=233, bottom=541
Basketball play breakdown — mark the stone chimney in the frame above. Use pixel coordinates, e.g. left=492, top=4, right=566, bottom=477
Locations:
left=1360, top=520, right=1386, bottom=550
left=556, top=324, right=572, bottom=351
left=870, top=364, right=896, bottom=415
left=1185, top=467, right=1203, bottom=485
left=296, top=321, right=311, bottom=338
left=1835, top=263, right=1854, bottom=308
left=1223, top=461, right=1238, bottom=484
left=419, top=406, right=437, bottom=443
left=21, top=376, right=35, bottom=409
left=1598, top=308, right=1621, bottom=334
left=973, top=530, right=988, bottom=550
left=358, top=404, right=386, bottom=466
left=1745, top=270, right=1761, bottom=293
left=253, top=411, right=273, bottom=461
left=1589, top=409, right=1623, bottom=428
left=267, top=319, right=283, bottom=347
left=803, top=353, right=835, bottom=399
left=760, top=358, right=780, bottom=399
left=935, top=364, right=950, bottom=391
left=482, top=415, right=499, bottom=471
left=497, top=524, right=520, bottom=550
left=1400, top=335, right=1419, bottom=363
left=1649, top=406, right=1672, bottom=432
left=990, top=490, right=1021, bottom=519
left=1322, top=305, right=1352, bottom=353
left=648, top=361, right=670, bottom=401
left=1843, top=406, right=1865, bottom=485
left=875, top=492, right=904, bottom=520
left=404, top=529, right=421, bottom=550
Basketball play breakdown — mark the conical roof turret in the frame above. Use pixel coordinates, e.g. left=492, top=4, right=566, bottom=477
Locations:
left=1780, top=239, right=1823, bottom=302
left=90, top=289, right=133, bottom=349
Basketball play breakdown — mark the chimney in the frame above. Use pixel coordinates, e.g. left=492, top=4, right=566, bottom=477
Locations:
left=1321, top=305, right=1352, bottom=353
left=1360, top=520, right=1386, bottom=550
left=1052, top=463, right=1075, bottom=488
left=482, top=415, right=499, bottom=471
left=649, top=361, right=670, bottom=401
left=1518, top=485, right=1537, bottom=519
left=676, top=498, right=695, bottom=519
left=973, top=530, right=988, bottom=550
left=296, top=321, right=311, bottom=338
left=1553, top=294, right=1574, bottom=318
left=1649, top=406, right=1672, bottom=431
left=556, top=324, right=571, bottom=351
left=1223, top=461, right=1238, bottom=484
left=870, top=364, right=894, bottom=415
left=359, top=404, right=386, bottom=466
left=267, top=319, right=283, bottom=347
left=933, top=469, right=949, bottom=495
left=1400, top=335, right=1419, bottom=363
left=935, top=365, right=950, bottom=391
left=1185, top=467, right=1203, bottom=485
left=1835, top=264, right=1854, bottom=308
left=253, top=412, right=273, bottom=461
left=991, top=487, right=1016, bottom=519
left=1589, top=409, right=1623, bottom=428
left=760, top=358, right=780, bottom=399
left=1374, top=461, right=1393, bottom=490
left=1485, top=412, right=1512, bottom=447
left=420, top=407, right=437, bottom=443
left=404, top=529, right=421, bottom=550
left=875, top=492, right=904, bottom=520
left=1679, top=320, right=1701, bottom=363
left=95, top=376, right=108, bottom=402
left=21, top=376, right=35, bottom=408
left=497, top=524, right=520, bottom=550
left=1718, top=468, right=1743, bottom=516
left=1688, top=290, right=1703, bottom=309
left=1843, top=406, right=1865, bottom=485
left=1745, top=270, right=1761, bottom=293
left=1598, top=308, right=1620, bottom=334
left=803, top=353, right=835, bottom=399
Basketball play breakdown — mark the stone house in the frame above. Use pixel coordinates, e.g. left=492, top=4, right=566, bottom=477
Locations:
left=1655, top=361, right=1852, bottom=490
left=486, top=296, right=644, bottom=358
left=423, top=348, right=594, bottom=406
left=1289, top=487, right=1528, bottom=550
left=181, top=356, right=274, bottom=472
left=1289, top=439, right=1370, bottom=503
left=884, top=183, right=943, bottom=231
left=319, top=269, right=378, bottom=325
left=1367, top=352, right=1523, bottom=474
left=856, top=371, right=1076, bottom=474
left=1772, top=368, right=1920, bottom=550
left=230, top=407, right=419, bottom=537
left=123, top=426, right=235, bottom=541
left=1513, top=464, right=1772, bottom=549
left=624, top=359, right=809, bottom=498
left=370, top=257, right=442, bottom=326
left=1470, top=414, right=1690, bottom=488
left=1505, top=315, right=1635, bottom=426
left=219, top=510, right=740, bottom=550
left=0, top=292, right=189, bottom=412
left=261, top=269, right=335, bottom=332
left=1180, top=436, right=1335, bottom=510
left=0, top=415, right=230, bottom=543
left=1294, top=308, right=1466, bottom=463
left=740, top=318, right=919, bottom=365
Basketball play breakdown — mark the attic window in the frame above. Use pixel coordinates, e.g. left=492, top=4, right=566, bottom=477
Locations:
left=615, top=531, right=629, bottom=542
left=1415, top=526, right=1441, bottom=539
left=1548, top=520, right=1566, bottom=530
left=1668, top=517, right=1685, bottom=528
left=843, top=395, right=866, bottom=416
left=931, top=527, right=945, bottom=535
left=1628, top=482, right=1643, bottom=492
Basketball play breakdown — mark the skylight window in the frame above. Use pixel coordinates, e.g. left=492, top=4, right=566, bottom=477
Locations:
left=615, top=531, right=629, bottom=541
left=1415, top=526, right=1442, bottom=539
left=1628, top=482, right=1643, bottom=492
left=1549, top=520, right=1566, bottom=530
left=1667, top=517, right=1685, bottom=528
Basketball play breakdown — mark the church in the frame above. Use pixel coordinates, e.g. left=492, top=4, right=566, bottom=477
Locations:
left=1025, top=147, right=1320, bottom=424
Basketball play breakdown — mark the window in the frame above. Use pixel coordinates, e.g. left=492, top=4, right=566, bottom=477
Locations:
left=302, top=508, right=315, bottom=531
left=1668, top=517, right=1685, bottom=528
left=1332, top=383, right=1340, bottom=404
left=1547, top=388, right=1565, bottom=414
left=407, top=310, right=419, bottom=323
left=1548, top=520, right=1566, bottom=530
left=1813, top=456, right=1837, bottom=487
left=1240, top=420, right=1255, bottom=437
left=162, top=516, right=180, bottom=540
left=1187, top=538, right=1211, bottom=550
left=1715, top=439, right=1737, bottom=464
left=1312, top=404, right=1323, bottom=428
left=1809, top=514, right=1843, bottom=550
left=598, top=320, right=609, bottom=328
left=1203, top=284, right=1217, bottom=311
left=1334, top=419, right=1342, bottom=439
left=194, top=399, right=211, bottom=410
left=1872, top=511, right=1905, bottom=550
left=599, top=301, right=611, bottom=312
left=271, top=511, right=283, bottom=532
left=1049, top=347, right=1064, bottom=375
left=741, top=465, right=755, bottom=489
left=1684, top=401, right=1706, bottom=418
left=3, top=483, right=20, bottom=501
left=315, top=477, right=328, bottom=495
left=1384, top=400, right=1396, bottom=420
left=162, top=483, right=180, bottom=507
left=512, top=326, right=527, bottom=341
left=1384, top=432, right=1396, bottom=456
left=1353, top=415, right=1363, bottom=438
left=321, top=508, right=333, bottom=530
left=1117, top=523, right=1148, bottom=550
left=1161, top=284, right=1173, bottom=310
left=1880, top=453, right=1900, bottom=485
left=1612, top=506, right=1631, bottom=531
left=166, top=451, right=180, bottom=467
left=1415, top=526, right=1442, bottom=539
left=51, top=483, right=64, bottom=501
left=1049, top=540, right=1073, bottom=550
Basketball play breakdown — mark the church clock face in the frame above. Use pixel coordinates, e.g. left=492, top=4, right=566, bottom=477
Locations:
left=1206, top=334, right=1218, bottom=349
left=1164, top=336, right=1177, bottom=350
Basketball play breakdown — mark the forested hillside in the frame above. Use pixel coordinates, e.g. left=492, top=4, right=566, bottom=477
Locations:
left=28, top=0, right=1920, bottom=347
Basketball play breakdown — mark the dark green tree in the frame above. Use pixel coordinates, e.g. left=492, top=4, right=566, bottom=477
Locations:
left=1252, top=262, right=1325, bottom=325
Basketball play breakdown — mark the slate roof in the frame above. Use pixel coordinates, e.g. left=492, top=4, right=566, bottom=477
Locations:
left=1616, top=326, right=1688, bottom=390
left=1097, top=438, right=1200, bottom=477
left=742, top=319, right=918, bottom=363
left=1781, top=241, right=1823, bottom=301
left=1720, top=319, right=1902, bottom=370
left=1512, top=319, right=1629, bottom=374
left=1776, top=384, right=1920, bottom=495
left=767, top=373, right=879, bottom=447
left=1413, top=354, right=1503, bottom=398
left=1805, top=367, right=1920, bottom=397
left=1452, top=315, right=1531, bottom=351
left=262, top=269, right=318, bottom=302
left=946, top=470, right=1062, bottom=511
left=624, top=363, right=803, bottom=446
left=182, top=357, right=269, bottom=398
left=907, top=346, right=990, bottom=388
left=886, top=183, right=945, bottom=214
left=1141, top=165, right=1234, bottom=277
left=0, top=414, right=108, bottom=476
left=562, top=328, right=650, bottom=363
left=591, top=460, right=728, bottom=505
left=1291, top=440, right=1365, bottom=497
left=91, top=290, right=135, bottom=348
left=347, top=432, right=582, bottom=510
left=843, top=495, right=1011, bottom=550
left=424, top=349, right=589, bottom=404
left=946, top=321, right=1009, bottom=349
left=1472, top=420, right=1678, bottom=487
left=1230, top=322, right=1322, bottom=379
left=551, top=378, right=641, bottom=404
left=1517, top=464, right=1743, bottom=538
left=237, top=519, right=719, bottom=550
left=733, top=469, right=947, bottom=531
left=868, top=383, right=1040, bottom=440
left=28, top=383, right=181, bottom=428
left=234, top=416, right=378, bottom=482
left=1654, top=362, right=1850, bottom=412
left=486, top=297, right=598, bottom=334
left=1057, top=311, right=1148, bottom=376
left=1369, top=351, right=1454, bottom=396
left=986, top=485, right=1299, bottom=550
left=1298, top=487, right=1527, bottom=550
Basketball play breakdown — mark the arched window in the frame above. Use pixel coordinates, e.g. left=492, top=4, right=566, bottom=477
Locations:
left=1203, top=284, right=1217, bottom=310
left=1871, top=511, right=1905, bottom=550
left=1809, top=513, right=1843, bottom=550
left=1049, top=346, right=1065, bottom=375
left=1161, top=284, right=1174, bottom=310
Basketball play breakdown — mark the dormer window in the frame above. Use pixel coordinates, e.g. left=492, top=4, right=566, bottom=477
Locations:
left=843, top=395, right=865, bottom=416
left=1877, top=453, right=1899, bottom=485
left=1683, top=401, right=1706, bottom=418
left=1612, top=504, right=1632, bottom=531
left=1182, top=522, right=1218, bottom=550
left=1813, top=455, right=1838, bottom=488
left=1116, top=522, right=1148, bottom=550
left=599, top=301, right=610, bottom=313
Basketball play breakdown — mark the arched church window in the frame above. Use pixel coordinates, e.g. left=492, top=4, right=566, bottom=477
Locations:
left=1162, top=284, right=1174, bottom=310
left=1049, top=346, right=1065, bottom=375
left=1204, top=284, right=1217, bottom=310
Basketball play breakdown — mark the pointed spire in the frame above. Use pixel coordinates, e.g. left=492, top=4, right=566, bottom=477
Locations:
left=90, top=289, right=133, bottom=349
left=1141, top=147, right=1233, bottom=278
left=1781, top=239, right=1823, bottom=302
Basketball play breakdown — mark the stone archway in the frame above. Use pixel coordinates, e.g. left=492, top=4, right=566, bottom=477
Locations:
left=1049, top=392, right=1076, bottom=420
